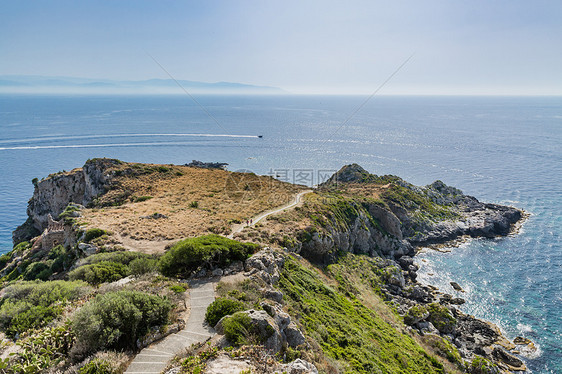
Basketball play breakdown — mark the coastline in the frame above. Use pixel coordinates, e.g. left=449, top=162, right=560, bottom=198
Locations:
left=0, top=160, right=540, bottom=372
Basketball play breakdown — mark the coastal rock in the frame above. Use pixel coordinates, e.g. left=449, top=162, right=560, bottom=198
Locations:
left=513, top=336, right=532, bottom=345
left=450, top=282, right=464, bottom=292
left=185, top=160, right=228, bottom=170
left=492, top=347, right=526, bottom=371
left=212, top=268, right=224, bottom=277
left=450, top=297, right=466, bottom=305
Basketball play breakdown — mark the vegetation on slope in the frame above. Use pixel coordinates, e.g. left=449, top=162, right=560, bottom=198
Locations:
left=0, top=280, right=90, bottom=337
left=278, top=257, right=445, bottom=374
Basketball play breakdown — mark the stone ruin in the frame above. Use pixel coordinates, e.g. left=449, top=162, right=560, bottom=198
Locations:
left=41, top=214, right=65, bottom=250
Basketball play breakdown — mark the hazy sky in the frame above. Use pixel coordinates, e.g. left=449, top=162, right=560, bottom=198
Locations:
left=1, top=0, right=561, bottom=94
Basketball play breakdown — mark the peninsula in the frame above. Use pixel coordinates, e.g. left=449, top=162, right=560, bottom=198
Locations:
left=0, top=159, right=531, bottom=374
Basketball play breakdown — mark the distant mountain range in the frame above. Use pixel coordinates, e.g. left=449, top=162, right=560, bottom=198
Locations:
left=0, top=75, right=285, bottom=94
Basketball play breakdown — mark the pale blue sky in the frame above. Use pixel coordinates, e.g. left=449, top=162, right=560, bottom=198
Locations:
left=1, top=0, right=561, bottom=94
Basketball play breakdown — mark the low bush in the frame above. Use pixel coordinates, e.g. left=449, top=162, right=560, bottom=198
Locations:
left=78, top=251, right=150, bottom=266
left=133, top=195, right=152, bottom=203
left=50, top=244, right=74, bottom=273
left=205, top=298, right=245, bottom=327
left=0, top=254, right=11, bottom=270
left=79, top=358, right=116, bottom=374
left=0, top=280, right=89, bottom=337
left=129, top=257, right=158, bottom=276
left=68, top=261, right=129, bottom=285
left=83, top=228, right=107, bottom=243
left=72, top=290, right=172, bottom=353
left=169, top=284, right=187, bottom=294
left=222, top=312, right=254, bottom=346
left=159, top=235, right=259, bottom=277
left=23, top=262, right=52, bottom=281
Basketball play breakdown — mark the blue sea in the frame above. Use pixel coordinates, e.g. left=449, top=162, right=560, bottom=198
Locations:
left=0, top=94, right=560, bottom=372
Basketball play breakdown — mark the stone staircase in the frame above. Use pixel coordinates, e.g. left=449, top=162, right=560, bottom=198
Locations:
left=125, top=281, right=215, bottom=374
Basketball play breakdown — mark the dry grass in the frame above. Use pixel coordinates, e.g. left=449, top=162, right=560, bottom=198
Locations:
left=80, top=163, right=304, bottom=253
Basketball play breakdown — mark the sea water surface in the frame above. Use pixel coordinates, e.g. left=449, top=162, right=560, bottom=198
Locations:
left=0, top=94, right=560, bottom=372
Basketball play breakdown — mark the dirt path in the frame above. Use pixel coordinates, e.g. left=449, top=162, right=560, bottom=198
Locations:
left=124, top=281, right=215, bottom=374
left=228, top=190, right=312, bottom=239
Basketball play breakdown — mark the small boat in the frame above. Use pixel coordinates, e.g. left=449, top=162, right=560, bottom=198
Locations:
left=258, top=135, right=263, bottom=138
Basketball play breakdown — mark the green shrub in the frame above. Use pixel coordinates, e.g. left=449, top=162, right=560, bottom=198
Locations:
left=13, top=241, right=32, bottom=254
left=7, top=305, right=61, bottom=337
left=79, top=358, right=116, bottom=374
left=68, top=261, right=129, bottom=285
left=23, top=262, right=52, bottom=281
left=79, top=251, right=149, bottom=266
left=83, top=228, right=107, bottom=243
left=58, top=203, right=82, bottom=223
left=205, top=298, right=245, bottom=327
left=159, top=235, right=259, bottom=277
left=169, top=284, right=187, bottom=294
left=0, top=280, right=89, bottom=337
left=50, top=245, right=74, bottom=273
left=189, top=201, right=199, bottom=208
left=129, top=257, right=158, bottom=276
left=72, top=290, right=172, bottom=353
left=222, top=312, right=254, bottom=346
left=0, top=254, right=11, bottom=270
left=133, top=195, right=153, bottom=203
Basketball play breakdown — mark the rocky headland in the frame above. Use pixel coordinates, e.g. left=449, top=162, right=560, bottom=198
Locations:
left=2, top=160, right=530, bottom=373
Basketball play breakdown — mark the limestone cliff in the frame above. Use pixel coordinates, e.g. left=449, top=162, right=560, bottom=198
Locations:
left=13, top=158, right=117, bottom=243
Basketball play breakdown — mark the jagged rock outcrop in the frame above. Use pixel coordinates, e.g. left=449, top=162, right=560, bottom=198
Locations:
left=185, top=160, right=228, bottom=170
left=13, top=159, right=118, bottom=243
left=295, top=164, right=523, bottom=264
left=298, top=215, right=413, bottom=264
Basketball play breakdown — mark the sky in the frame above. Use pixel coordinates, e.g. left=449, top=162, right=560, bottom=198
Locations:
left=1, top=0, right=561, bottom=95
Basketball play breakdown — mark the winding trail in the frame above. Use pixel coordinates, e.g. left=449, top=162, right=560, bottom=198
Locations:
left=228, top=189, right=313, bottom=238
left=124, top=281, right=215, bottom=374
left=124, top=190, right=312, bottom=373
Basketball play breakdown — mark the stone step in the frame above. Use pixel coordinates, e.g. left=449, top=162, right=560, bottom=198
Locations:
left=177, top=330, right=212, bottom=338
left=142, top=348, right=175, bottom=356
left=125, top=361, right=167, bottom=373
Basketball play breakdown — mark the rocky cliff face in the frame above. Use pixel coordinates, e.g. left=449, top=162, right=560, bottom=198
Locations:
left=293, top=165, right=523, bottom=264
left=13, top=159, right=118, bottom=244
left=299, top=207, right=413, bottom=264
